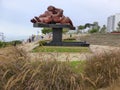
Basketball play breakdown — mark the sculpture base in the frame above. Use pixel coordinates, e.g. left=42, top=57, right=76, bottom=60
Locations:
left=33, top=23, right=90, bottom=47
left=45, top=42, right=90, bottom=47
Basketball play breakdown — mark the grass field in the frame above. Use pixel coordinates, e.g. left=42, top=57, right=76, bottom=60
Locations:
left=32, top=46, right=90, bottom=53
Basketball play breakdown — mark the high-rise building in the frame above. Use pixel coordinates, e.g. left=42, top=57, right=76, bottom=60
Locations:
left=107, top=13, right=120, bottom=32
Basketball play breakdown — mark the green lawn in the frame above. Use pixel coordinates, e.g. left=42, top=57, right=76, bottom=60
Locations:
left=69, top=61, right=86, bottom=73
left=32, top=46, right=90, bottom=53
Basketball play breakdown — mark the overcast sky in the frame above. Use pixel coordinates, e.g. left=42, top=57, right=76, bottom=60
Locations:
left=0, top=0, right=120, bottom=41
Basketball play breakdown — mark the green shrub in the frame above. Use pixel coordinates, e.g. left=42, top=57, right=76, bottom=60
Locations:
left=11, top=40, right=22, bottom=44
left=64, top=37, right=76, bottom=40
left=9, top=40, right=22, bottom=46
left=0, top=40, right=22, bottom=47
left=0, top=41, right=6, bottom=48
left=63, top=37, right=76, bottom=42
left=42, top=28, right=52, bottom=34
left=88, top=29, right=99, bottom=33
left=39, top=40, right=48, bottom=46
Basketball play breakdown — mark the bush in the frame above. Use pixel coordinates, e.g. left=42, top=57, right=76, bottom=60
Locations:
left=88, top=29, right=99, bottom=33
left=63, top=37, right=76, bottom=42
left=84, top=51, right=120, bottom=89
left=0, top=40, right=22, bottom=47
left=0, top=41, right=6, bottom=48
left=10, top=40, right=22, bottom=46
left=39, top=40, right=48, bottom=46
left=42, top=28, right=52, bottom=34
left=11, top=40, right=22, bottom=44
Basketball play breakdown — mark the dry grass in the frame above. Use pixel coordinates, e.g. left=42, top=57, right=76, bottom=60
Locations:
left=84, top=50, right=120, bottom=89
left=78, top=33, right=120, bottom=46
left=0, top=60, right=84, bottom=90
left=0, top=46, right=120, bottom=90
left=0, top=47, right=84, bottom=90
left=0, top=46, right=29, bottom=63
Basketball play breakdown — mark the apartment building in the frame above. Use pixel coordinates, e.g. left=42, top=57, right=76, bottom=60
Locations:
left=107, top=13, right=120, bottom=32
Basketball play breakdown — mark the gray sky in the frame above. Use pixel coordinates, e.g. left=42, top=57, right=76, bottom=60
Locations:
left=0, top=0, right=120, bottom=41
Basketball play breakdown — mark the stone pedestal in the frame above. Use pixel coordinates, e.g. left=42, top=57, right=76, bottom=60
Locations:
left=33, top=23, right=89, bottom=47
left=52, top=28, right=62, bottom=43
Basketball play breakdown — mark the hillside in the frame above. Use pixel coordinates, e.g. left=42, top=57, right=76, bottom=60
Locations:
left=77, top=33, right=120, bottom=47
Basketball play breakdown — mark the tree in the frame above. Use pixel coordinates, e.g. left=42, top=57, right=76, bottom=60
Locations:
left=77, top=25, right=85, bottom=33
left=84, top=23, right=94, bottom=28
left=41, top=28, right=68, bottom=34
left=62, top=28, right=69, bottom=34
left=117, top=21, right=120, bottom=31
left=99, top=25, right=106, bottom=33
left=78, top=22, right=100, bottom=34
left=78, top=25, right=85, bottom=29
left=41, top=28, right=52, bottom=34
left=88, top=22, right=100, bottom=33
left=88, top=29, right=99, bottom=33
left=92, top=22, right=100, bottom=30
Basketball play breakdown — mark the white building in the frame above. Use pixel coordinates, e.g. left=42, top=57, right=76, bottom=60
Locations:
left=107, top=13, right=120, bottom=32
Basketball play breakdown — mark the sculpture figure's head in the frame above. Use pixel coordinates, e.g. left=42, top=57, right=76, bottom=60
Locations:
left=47, top=6, right=55, bottom=11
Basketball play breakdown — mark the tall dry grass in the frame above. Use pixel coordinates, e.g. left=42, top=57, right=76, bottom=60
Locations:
left=84, top=50, right=120, bottom=89
left=0, top=47, right=84, bottom=90
left=0, top=46, right=120, bottom=90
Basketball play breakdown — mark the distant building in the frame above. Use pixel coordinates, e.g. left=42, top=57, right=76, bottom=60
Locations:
left=0, top=32, right=5, bottom=41
left=107, top=13, right=120, bottom=32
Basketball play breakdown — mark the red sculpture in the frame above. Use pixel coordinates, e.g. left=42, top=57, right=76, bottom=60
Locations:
left=31, top=6, right=74, bottom=27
